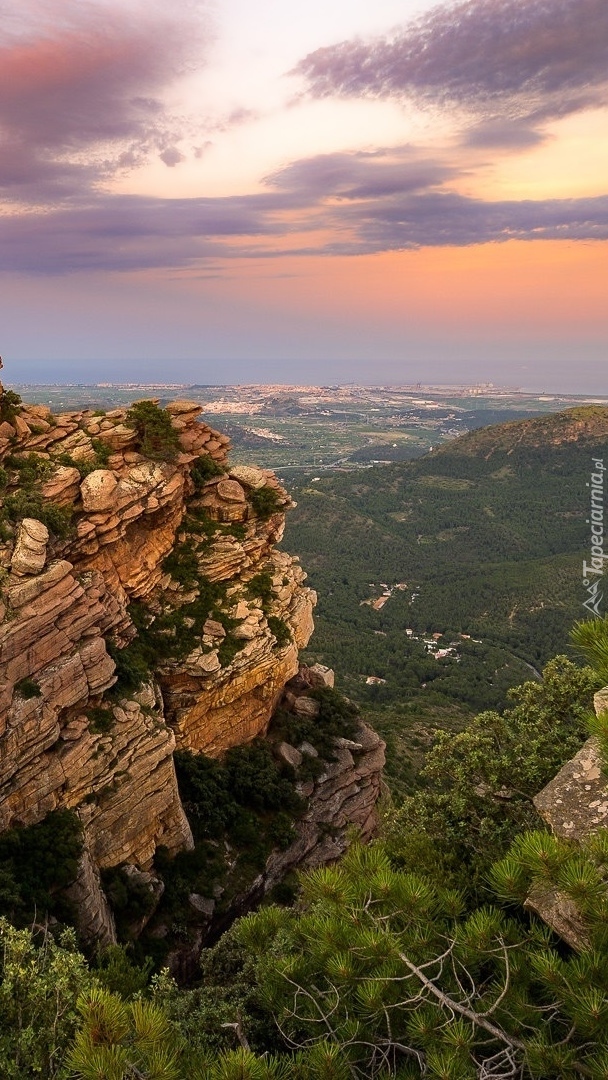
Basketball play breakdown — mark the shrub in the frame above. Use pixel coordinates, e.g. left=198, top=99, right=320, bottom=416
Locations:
left=4, top=489, right=73, bottom=538
left=106, top=639, right=151, bottom=695
left=86, top=706, right=114, bottom=734
left=191, top=454, right=225, bottom=488
left=267, top=616, right=291, bottom=648
left=101, top=867, right=158, bottom=940
left=249, top=485, right=282, bottom=519
left=0, top=388, right=22, bottom=424
left=126, top=401, right=180, bottom=461
left=274, top=686, right=360, bottom=762
left=245, top=571, right=274, bottom=608
left=162, top=541, right=200, bottom=587
left=0, top=810, right=83, bottom=923
left=91, top=437, right=112, bottom=465
left=218, top=633, right=242, bottom=667
left=14, top=677, right=42, bottom=699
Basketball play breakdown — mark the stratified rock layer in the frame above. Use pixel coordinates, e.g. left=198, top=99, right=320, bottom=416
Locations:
left=0, top=397, right=314, bottom=890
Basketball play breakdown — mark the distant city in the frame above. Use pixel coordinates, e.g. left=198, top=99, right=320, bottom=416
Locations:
left=10, top=381, right=608, bottom=476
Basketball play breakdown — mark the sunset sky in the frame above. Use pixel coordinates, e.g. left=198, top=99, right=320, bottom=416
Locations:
left=1, top=0, right=607, bottom=390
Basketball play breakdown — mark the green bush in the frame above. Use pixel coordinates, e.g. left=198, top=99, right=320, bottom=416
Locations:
left=4, top=489, right=73, bottom=537
left=86, top=706, right=114, bottom=734
left=217, top=633, right=243, bottom=667
left=126, top=400, right=180, bottom=461
left=0, top=388, right=22, bottom=424
left=106, top=638, right=151, bottom=695
left=0, top=810, right=83, bottom=923
left=245, top=571, right=274, bottom=608
left=267, top=616, right=291, bottom=649
left=14, top=676, right=42, bottom=699
left=249, top=485, right=282, bottom=519
left=191, top=454, right=225, bottom=488
left=101, top=867, right=158, bottom=940
left=162, top=541, right=200, bottom=587
left=274, top=686, right=360, bottom=762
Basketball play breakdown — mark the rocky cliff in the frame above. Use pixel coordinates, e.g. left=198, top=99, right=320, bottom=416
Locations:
left=0, top=375, right=384, bottom=948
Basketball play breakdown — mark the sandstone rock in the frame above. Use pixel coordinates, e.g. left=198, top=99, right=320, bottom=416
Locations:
left=13, top=414, right=31, bottom=438
left=96, top=424, right=138, bottom=451
left=292, top=696, right=320, bottom=719
left=80, top=470, right=118, bottom=512
left=63, top=846, right=117, bottom=947
left=276, top=742, right=303, bottom=768
left=524, top=884, right=591, bottom=951
left=217, top=479, right=246, bottom=503
left=7, top=559, right=72, bottom=608
left=299, top=742, right=318, bottom=758
left=202, top=619, right=226, bottom=639
left=11, top=518, right=49, bottom=575
left=229, top=465, right=266, bottom=489
left=165, top=400, right=203, bottom=417
left=533, top=738, right=608, bottom=840
left=306, top=663, right=335, bottom=689
left=184, top=648, right=221, bottom=675
left=42, top=466, right=82, bottom=504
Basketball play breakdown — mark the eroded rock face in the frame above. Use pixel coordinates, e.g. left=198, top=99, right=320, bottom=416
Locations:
left=0, top=390, right=385, bottom=949
left=0, top=396, right=315, bottom=881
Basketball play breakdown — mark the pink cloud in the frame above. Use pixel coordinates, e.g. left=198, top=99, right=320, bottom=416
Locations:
left=0, top=1, right=208, bottom=200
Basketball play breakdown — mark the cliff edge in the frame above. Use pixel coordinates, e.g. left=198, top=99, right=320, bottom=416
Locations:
left=0, top=384, right=318, bottom=888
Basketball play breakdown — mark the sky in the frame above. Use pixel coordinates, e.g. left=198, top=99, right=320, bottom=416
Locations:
left=1, top=0, right=607, bottom=391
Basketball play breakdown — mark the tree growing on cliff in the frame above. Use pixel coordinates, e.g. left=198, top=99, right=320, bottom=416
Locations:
left=126, top=401, right=181, bottom=461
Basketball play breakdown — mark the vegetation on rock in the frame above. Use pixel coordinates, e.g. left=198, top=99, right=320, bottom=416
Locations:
left=126, top=400, right=181, bottom=461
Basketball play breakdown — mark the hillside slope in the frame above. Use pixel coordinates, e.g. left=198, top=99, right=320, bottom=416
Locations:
left=283, top=406, right=608, bottom=790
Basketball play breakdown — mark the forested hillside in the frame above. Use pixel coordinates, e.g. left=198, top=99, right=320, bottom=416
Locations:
left=283, top=407, right=608, bottom=791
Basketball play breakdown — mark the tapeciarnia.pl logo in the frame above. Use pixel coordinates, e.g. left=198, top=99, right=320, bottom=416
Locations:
left=582, top=457, right=605, bottom=616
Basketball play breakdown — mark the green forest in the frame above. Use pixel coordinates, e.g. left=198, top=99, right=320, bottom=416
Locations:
left=282, top=410, right=605, bottom=790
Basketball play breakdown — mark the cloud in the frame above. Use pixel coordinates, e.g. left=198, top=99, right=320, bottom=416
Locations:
left=264, top=146, right=456, bottom=198
left=1, top=142, right=607, bottom=274
left=0, top=0, right=209, bottom=202
left=329, top=191, right=608, bottom=253
left=295, top=0, right=608, bottom=134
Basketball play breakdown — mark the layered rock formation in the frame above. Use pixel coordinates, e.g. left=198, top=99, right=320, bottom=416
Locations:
left=0, top=393, right=315, bottom=868
left=0, top=382, right=383, bottom=947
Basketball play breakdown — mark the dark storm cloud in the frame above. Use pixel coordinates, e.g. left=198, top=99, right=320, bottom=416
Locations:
left=295, top=0, right=608, bottom=133
left=0, top=1, right=208, bottom=203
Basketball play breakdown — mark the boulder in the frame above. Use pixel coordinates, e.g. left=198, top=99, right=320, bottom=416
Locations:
left=292, top=696, right=321, bottom=719
left=306, top=663, right=335, bottom=689
left=276, top=742, right=303, bottom=769
left=165, top=400, right=203, bottom=417
left=229, top=465, right=266, bottom=489
left=11, top=518, right=49, bottom=576
left=217, top=479, right=246, bottom=503
left=42, top=466, right=81, bottom=504
left=80, top=470, right=118, bottom=512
